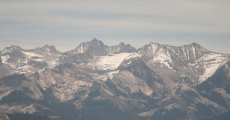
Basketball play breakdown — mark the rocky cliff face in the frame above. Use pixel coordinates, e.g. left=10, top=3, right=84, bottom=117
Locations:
left=0, top=38, right=230, bottom=120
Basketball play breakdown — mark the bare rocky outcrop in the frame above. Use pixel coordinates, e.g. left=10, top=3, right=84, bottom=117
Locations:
left=0, top=109, right=10, bottom=120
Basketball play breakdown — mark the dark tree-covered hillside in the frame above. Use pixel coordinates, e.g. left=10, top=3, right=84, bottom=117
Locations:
left=8, top=113, right=52, bottom=120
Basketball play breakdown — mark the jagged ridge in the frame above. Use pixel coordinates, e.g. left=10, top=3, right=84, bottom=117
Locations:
left=0, top=38, right=230, bottom=120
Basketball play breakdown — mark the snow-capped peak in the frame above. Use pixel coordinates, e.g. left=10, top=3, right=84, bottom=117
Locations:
left=73, top=38, right=105, bottom=54
left=0, top=45, right=61, bottom=75
left=88, top=52, right=141, bottom=71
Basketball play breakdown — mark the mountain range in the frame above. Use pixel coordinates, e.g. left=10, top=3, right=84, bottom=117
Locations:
left=0, top=38, right=230, bottom=120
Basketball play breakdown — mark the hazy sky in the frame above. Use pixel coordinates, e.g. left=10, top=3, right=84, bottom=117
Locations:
left=0, top=0, right=230, bottom=53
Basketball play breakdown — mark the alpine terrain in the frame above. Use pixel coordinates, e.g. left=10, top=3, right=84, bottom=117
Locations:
left=0, top=38, right=230, bottom=120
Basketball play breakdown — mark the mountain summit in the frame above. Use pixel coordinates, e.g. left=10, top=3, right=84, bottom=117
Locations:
left=60, top=38, right=136, bottom=63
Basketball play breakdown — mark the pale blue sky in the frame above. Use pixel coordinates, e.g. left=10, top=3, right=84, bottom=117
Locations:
left=0, top=0, right=230, bottom=54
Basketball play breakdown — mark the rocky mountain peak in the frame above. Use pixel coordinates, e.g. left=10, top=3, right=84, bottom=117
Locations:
left=89, top=38, right=104, bottom=46
left=9, top=45, right=21, bottom=49
left=108, top=42, right=136, bottom=54
left=118, top=42, right=125, bottom=47
left=139, top=42, right=210, bottom=62
left=1, top=45, right=22, bottom=55
left=72, top=38, right=105, bottom=55
left=42, top=45, right=56, bottom=50
left=90, top=38, right=99, bottom=42
left=35, top=45, right=62, bottom=55
left=191, top=42, right=200, bottom=46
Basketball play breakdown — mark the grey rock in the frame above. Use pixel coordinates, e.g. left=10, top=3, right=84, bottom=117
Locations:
left=0, top=39, right=230, bottom=120
left=0, top=109, right=10, bottom=120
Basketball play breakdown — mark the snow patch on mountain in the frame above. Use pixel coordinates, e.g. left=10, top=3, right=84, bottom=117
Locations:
left=138, top=108, right=158, bottom=117
left=146, top=45, right=173, bottom=69
left=149, top=43, right=158, bottom=54
left=139, top=43, right=173, bottom=69
left=108, top=70, right=120, bottom=79
left=192, top=45, right=196, bottom=59
left=90, top=52, right=141, bottom=71
left=16, top=65, right=32, bottom=74
left=196, top=53, right=228, bottom=83
left=1, top=55, right=17, bottom=68
left=1, top=55, right=10, bottom=63
left=125, top=52, right=142, bottom=60
left=152, top=50, right=172, bottom=69
left=76, top=43, right=90, bottom=54
left=47, top=59, right=60, bottom=69
left=22, top=51, right=44, bottom=61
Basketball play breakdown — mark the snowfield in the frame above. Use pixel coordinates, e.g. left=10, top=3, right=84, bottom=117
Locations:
left=196, top=53, right=228, bottom=83
left=89, top=52, right=142, bottom=71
